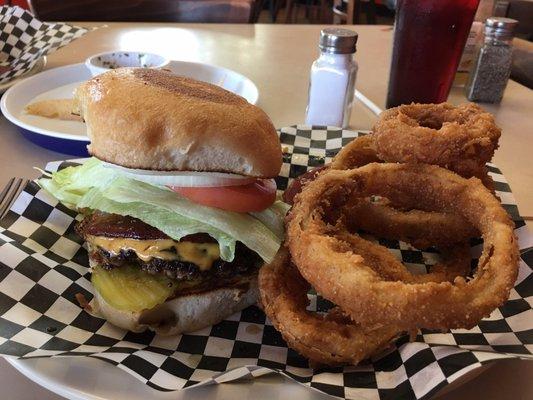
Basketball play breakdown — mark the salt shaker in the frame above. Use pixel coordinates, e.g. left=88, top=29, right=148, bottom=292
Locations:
left=305, top=28, right=358, bottom=128
left=465, top=17, right=518, bottom=103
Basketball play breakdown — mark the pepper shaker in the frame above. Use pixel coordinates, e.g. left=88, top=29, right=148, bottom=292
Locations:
left=465, top=17, right=518, bottom=103
left=305, top=28, right=358, bottom=128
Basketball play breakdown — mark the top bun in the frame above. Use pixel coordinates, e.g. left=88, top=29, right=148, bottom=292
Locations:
left=75, top=68, right=282, bottom=178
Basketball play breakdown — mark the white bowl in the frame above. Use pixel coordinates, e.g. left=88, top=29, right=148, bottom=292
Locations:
left=85, top=51, right=170, bottom=77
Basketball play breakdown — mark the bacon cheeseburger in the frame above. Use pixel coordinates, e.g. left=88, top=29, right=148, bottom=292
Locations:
left=39, top=68, right=287, bottom=335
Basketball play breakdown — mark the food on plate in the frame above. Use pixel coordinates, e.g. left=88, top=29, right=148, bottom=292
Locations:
left=287, top=163, right=519, bottom=331
left=286, top=135, right=479, bottom=248
left=76, top=68, right=280, bottom=175
left=372, top=103, right=501, bottom=178
left=332, top=132, right=492, bottom=247
left=39, top=67, right=288, bottom=335
left=268, top=105, right=514, bottom=366
left=330, top=134, right=380, bottom=170
left=260, top=236, right=471, bottom=366
left=330, top=128, right=492, bottom=192
left=270, top=103, right=511, bottom=366
left=283, top=164, right=473, bottom=280
left=25, top=98, right=82, bottom=121
left=259, top=247, right=400, bottom=366
left=343, top=197, right=477, bottom=249
left=328, top=230, right=472, bottom=284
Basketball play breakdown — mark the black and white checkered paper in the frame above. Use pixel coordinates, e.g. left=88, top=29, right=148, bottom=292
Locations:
left=0, top=126, right=531, bottom=400
left=0, top=6, right=88, bottom=83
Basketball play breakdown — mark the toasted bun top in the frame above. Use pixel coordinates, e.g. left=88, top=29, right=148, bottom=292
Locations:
left=75, top=68, right=282, bottom=178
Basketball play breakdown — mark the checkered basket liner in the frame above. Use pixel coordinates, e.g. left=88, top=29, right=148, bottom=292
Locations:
left=0, top=126, right=531, bottom=400
left=0, top=6, right=88, bottom=83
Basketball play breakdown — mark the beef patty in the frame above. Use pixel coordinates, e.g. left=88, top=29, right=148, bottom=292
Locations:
left=77, top=212, right=262, bottom=281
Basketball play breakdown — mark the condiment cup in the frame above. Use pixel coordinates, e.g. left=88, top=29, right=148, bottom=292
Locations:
left=85, top=51, right=170, bottom=77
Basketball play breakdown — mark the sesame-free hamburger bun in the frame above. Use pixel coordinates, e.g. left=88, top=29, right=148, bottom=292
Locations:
left=75, top=67, right=282, bottom=177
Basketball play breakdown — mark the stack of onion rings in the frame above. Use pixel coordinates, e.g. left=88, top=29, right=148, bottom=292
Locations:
left=262, top=164, right=517, bottom=366
left=285, top=135, right=480, bottom=249
left=286, top=163, right=518, bottom=331
left=328, top=105, right=498, bottom=247
left=262, top=104, right=517, bottom=366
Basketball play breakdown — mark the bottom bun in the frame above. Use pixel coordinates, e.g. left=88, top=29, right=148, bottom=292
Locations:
left=90, top=264, right=259, bottom=336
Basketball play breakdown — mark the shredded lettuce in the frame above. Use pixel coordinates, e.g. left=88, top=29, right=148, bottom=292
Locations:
left=38, top=158, right=289, bottom=263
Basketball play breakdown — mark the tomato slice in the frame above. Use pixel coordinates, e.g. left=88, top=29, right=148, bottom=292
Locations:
left=169, top=179, right=277, bottom=213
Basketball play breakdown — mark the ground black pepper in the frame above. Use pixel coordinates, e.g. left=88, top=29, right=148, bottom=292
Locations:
left=466, top=45, right=513, bottom=103
left=465, top=17, right=518, bottom=104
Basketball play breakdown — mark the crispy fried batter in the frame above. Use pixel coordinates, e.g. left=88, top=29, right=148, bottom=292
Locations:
left=287, top=163, right=519, bottom=331
left=259, top=247, right=399, bottom=366
left=331, top=230, right=472, bottom=284
left=330, top=134, right=381, bottom=170
left=344, top=198, right=478, bottom=249
left=329, top=135, right=479, bottom=247
left=267, top=105, right=509, bottom=366
left=372, top=103, right=501, bottom=177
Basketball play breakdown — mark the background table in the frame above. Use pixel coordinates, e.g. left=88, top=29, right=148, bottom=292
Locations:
left=0, top=23, right=531, bottom=400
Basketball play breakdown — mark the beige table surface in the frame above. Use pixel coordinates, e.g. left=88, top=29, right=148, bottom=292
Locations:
left=0, top=23, right=531, bottom=400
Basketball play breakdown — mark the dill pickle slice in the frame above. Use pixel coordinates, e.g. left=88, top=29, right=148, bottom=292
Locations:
left=92, top=265, right=175, bottom=312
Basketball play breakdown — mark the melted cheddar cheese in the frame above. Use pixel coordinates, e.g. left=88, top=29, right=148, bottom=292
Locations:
left=89, top=235, right=220, bottom=271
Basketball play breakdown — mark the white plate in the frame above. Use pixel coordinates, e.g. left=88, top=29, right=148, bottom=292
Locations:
left=0, top=57, right=47, bottom=94
left=4, top=354, right=489, bottom=400
left=0, top=61, right=259, bottom=155
left=5, top=356, right=333, bottom=400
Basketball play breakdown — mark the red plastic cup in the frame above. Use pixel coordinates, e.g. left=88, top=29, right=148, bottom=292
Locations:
left=386, top=0, right=480, bottom=108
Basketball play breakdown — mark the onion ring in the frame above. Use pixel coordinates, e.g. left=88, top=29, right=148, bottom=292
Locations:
left=472, top=166, right=495, bottom=193
left=259, top=247, right=400, bottom=366
left=330, top=135, right=479, bottom=247
left=287, top=163, right=518, bottom=330
left=330, top=134, right=380, bottom=170
left=372, top=103, right=501, bottom=177
left=344, top=198, right=478, bottom=249
left=332, top=230, right=472, bottom=283
left=332, top=133, right=495, bottom=191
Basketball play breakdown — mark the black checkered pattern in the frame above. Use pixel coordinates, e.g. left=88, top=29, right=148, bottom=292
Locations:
left=0, top=126, right=531, bottom=400
left=0, top=6, right=88, bottom=84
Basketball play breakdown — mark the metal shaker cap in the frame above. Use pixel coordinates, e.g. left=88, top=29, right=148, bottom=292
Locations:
left=319, top=28, right=358, bottom=54
left=484, top=17, right=518, bottom=40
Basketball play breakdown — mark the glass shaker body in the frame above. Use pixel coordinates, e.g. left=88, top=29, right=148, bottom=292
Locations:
left=465, top=18, right=517, bottom=103
left=305, top=51, right=358, bottom=128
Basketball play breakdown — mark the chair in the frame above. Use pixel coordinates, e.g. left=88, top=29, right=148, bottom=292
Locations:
left=333, top=0, right=377, bottom=25
left=285, top=0, right=331, bottom=23
left=251, top=0, right=284, bottom=22
left=493, top=0, right=533, bottom=40
left=493, top=0, right=533, bottom=88
left=511, top=40, right=533, bottom=89
left=28, top=0, right=256, bottom=23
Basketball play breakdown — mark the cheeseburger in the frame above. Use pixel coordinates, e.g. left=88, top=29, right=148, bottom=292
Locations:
left=39, top=68, right=286, bottom=335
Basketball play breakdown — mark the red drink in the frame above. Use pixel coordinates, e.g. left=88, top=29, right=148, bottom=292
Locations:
left=386, top=0, right=480, bottom=108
